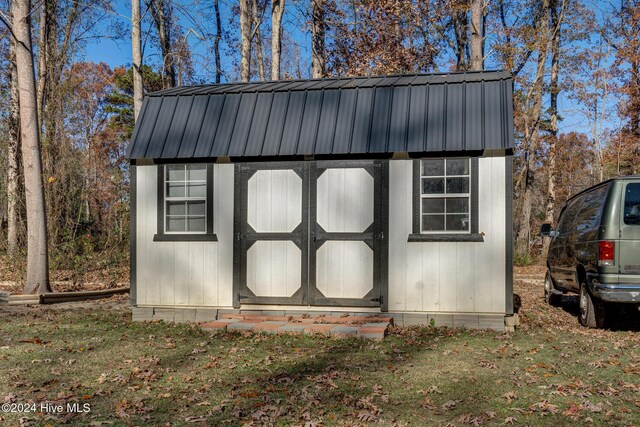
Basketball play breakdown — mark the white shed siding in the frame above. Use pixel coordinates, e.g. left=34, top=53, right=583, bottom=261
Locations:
left=135, top=164, right=234, bottom=308
left=388, top=156, right=506, bottom=314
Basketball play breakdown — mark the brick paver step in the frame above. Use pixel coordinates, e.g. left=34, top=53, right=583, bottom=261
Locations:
left=201, top=313, right=392, bottom=339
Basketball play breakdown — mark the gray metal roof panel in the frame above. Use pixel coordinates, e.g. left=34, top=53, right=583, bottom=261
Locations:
left=128, top=71, right=514, bottom=160
left=484, top=81, right=502, bottom=149
left=350, top=89, right=374, bottom=153
left=426, top=84, right=445, bottom=152
left=278, top=91, right=306, bottom=155
left=465, top=82, right=483, bottom=150
left=244, top=92, right=273, bottom=156
left=296, top=91, right=323, bottom=154
left=315, top=90, right=340, bottom=155
left=193, top=95, right=224, bottom=157
left=332, top=89, right=358, bottom=154
left=161, top=96, right=194, bottom=158
left=407, top=85, right=427, bottom=152
left=226, top=93, right=257, bottom=156
left=261, top=92, right=289, bottom=155
left=145, top=96, right=178, bottom=158
left=445, top=83, right=464, bottom=151
left=208, top=94, right=240, bottom=157
left=369, top=86, right=392, bottom=152
left=387, top=86, right=410, bottom=152
left=176, top=95, right=209, bottom=158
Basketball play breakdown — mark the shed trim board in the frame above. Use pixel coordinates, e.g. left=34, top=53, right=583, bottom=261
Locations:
left=128, top=71, right=515, bottom=329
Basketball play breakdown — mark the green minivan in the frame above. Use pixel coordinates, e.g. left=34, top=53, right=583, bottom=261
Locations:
left=541, top=176, right=640, bottom=328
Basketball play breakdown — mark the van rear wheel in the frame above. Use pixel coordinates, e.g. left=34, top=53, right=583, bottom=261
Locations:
left=579, top=283, right=607, bottom=328
left=544, top=271, right=561, bottom=306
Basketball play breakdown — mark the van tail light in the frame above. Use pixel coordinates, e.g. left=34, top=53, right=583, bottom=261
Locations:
left=598, top=241, right=615, bottom=266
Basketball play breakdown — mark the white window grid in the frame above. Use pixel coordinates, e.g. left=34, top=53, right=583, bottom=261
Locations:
left=420, top=158, right=471, bottom=234
left=164, top=165, right=207, bottom=234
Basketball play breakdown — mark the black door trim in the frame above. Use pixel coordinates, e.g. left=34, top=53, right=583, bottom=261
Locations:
left=308, top=160, right=387, bottom=309
left=233, top=160, right=389, bottom=310
left=233, top=162, right=309, bottom=307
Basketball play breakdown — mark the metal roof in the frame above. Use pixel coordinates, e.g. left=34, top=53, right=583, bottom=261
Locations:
left=127, top=71, right=514, bottom=160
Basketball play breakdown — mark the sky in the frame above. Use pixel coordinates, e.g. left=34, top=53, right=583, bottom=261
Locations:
left=79, top=0, right=620, bottom=138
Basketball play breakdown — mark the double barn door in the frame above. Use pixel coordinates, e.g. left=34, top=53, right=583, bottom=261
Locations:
left=233, top=160, right=387, bottom=309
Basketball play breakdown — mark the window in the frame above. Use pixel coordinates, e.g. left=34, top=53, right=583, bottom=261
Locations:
left=154, top=164, right=217, bottom=241
left=410, top=157, right=482, bottom=242
left=556, top=195, right=583, bottom=236
left=420, top=158, right=470, bottom=233
left=624, top=183, right=640, bottom=225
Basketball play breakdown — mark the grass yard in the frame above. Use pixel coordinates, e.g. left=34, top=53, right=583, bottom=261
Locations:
left=1, top=267, right=640, bottom=426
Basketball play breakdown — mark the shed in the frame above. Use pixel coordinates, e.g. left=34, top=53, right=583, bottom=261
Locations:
left=127, top=71, right=514, bottom=330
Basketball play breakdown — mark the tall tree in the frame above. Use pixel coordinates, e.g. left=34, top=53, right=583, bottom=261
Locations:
left=214, top=0, right=222, bottom=83
left=251, top=0, right=266, bottom=80
left=271, top=0, right=285, bottom=80
left=311, top=0, right=325, bottom=78
left=12, top=0, right=51, bottom=293
left=239, top=0, right=252, bottom=81
left=132, top=0, right=143, bottom=120
left=149, top=0, right=176, bottom=88
left=515, top=0, right=551, bottom=256
left=470, top=0, right=484, bottom=71
left=7, top=36, right=19, bottom=256
left=543, top=0, right=562, bottom=255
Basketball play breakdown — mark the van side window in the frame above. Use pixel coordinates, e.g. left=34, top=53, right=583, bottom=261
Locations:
left=624, top=183, right=640, bottom=225
left=557, top=196, right=583, bottom=235
left=575, top=185, right=609, bottom=236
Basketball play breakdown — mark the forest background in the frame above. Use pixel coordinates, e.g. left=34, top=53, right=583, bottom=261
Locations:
left=0, top=0, right=638, bottom=289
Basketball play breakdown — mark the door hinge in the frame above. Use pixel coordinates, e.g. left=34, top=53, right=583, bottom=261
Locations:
left=239, top=294, right=249, bottom=300
left=374, top=232, right=385, bottom=240
left=235, top=232, right=243, bottom=241
left=370, top=296, right=383, bottom=304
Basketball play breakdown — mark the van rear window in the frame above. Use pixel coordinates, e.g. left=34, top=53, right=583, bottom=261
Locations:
left=624, top=183, right=640, bottom=225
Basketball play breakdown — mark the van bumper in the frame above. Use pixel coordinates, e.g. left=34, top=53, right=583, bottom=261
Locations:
left=591, top=281, right=640, bottom=303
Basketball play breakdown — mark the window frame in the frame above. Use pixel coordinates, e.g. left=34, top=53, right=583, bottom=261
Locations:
left=409, top=157, right=483, bottom=242
left=153, top=163, right=218, bottom=242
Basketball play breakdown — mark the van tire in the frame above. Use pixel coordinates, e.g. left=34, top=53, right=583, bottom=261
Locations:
left=544, top=271, right=561, bottom=306
left=579, top=283, right=606, bottom=328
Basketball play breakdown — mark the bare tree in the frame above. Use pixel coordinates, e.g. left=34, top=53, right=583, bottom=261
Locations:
left=251, top=0, right=266, bottom=80
left=35, top=0, right=50, bottom=128
left=311, top=0, right=325, bottom=78
left=515, top=0, right=550, bottom=256
left=12, top=0, right=51, bottom=293
left=470, top=0, right=484, bottom=71
left=240, top=0, right=251, bottom=81
left=214, top=0, right=222, bottom=83
left=271, top=0, right=285, bottom=80
left=543, top=0, right=562, bottom=255
left=132, top=0, right=143, bottom=119
left=149, top=0, right=176, bottom=88
left=7, top=37, right=20, bottom=256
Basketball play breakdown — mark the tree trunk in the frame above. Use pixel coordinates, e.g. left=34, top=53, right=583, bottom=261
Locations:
left=239, top=0, right=251, bottom=81
left=311, top=0, right=325, bottom=78
left=470, top=0, right=483, bottom=71
left=35, top=0, right=50, bottom=130
left=251, top=0, right=266, bottom=80
left=543, top=0, right=560, bottom=256
left=214, top=0, right=222, bottom=83
left=271, top=0, right=285, bottom=80
left=12, top=0, right=51, bottom=294
left=132, top=0, right=144, bottom=120
left=515, top=0, right=550, bottom=257
left=452, top=3, right=469, bottom=71
left=150, top=0, right=176, bottom=88
left=7, top=39, right=20, bottom=256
